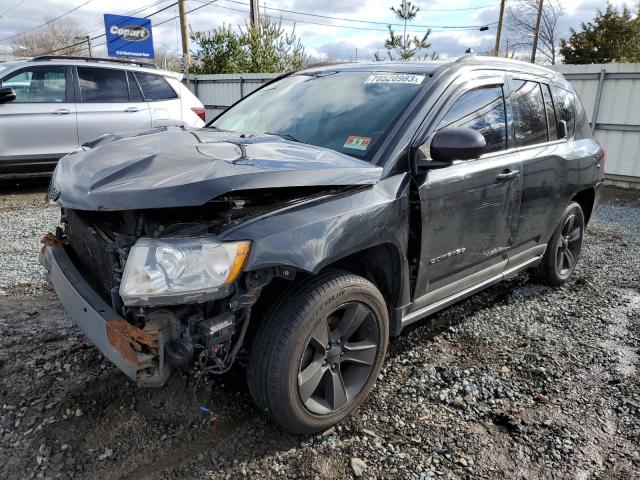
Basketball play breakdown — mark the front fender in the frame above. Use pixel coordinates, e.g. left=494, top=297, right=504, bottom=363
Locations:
left=220, top=173, right=410, bottom=290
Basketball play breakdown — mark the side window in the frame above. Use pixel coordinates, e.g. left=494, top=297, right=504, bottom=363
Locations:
left=78, top=67, right=129, bottom=103
left=126, top=72, right=144, bottom=102
left=1, top=67, right=67, bottom=103
left=134, top=73, right=178, bottom=101
left=553, top=87, right=576, bottom=138
left=436, top=85, right=507, bottom=155
left=511, top=80, right=548, bottom=146
left=541, top=84, right=557, bottom=140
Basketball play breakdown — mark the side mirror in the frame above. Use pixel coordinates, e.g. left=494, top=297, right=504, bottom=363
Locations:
left=558, top=120, right=568, bottom=139
left=0, top=87, right=16, bottom=104
left=430, top=128, right=486, bottom=163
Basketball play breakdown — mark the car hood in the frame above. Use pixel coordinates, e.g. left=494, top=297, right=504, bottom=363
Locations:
left=51, top=127, right=383, bottom=210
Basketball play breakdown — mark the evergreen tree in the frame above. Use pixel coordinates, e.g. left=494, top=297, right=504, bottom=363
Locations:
left=559, top=4, right=640, bottom=64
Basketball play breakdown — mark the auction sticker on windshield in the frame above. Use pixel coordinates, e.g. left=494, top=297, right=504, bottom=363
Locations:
left=344, top=135, right=371, bottom=151
left=364, top=74, right=425, bottom=84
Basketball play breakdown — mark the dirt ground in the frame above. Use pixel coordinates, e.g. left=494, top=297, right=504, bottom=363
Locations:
left=0, top=182, right=639, bottom=479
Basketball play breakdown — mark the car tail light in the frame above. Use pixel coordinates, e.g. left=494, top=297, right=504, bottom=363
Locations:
left=598, top=141, right=606, bottom=169
left=191, top=107, right=206, bottom=122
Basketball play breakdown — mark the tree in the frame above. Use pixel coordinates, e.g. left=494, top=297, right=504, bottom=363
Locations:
left=190, top=17, right=308, bottom=74
left=559, top=4, right=640, bottom=64
left=375, top=1, right=438, bottom=60
left=11, top=18, right=85, bottom=57
left=152, top=48, right=183, bottom=72
left=505, top=0, right=564, bottom=64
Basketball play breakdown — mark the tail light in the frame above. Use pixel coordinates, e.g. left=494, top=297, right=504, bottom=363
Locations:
left=191, top=107, right=206, bottom=122
left=598, top=141, right=606, bottom=170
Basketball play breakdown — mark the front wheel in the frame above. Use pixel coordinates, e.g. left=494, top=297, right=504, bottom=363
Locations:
left=533, top=201, right=585, bottom=286
left=247, top=271, right=389, bottom=434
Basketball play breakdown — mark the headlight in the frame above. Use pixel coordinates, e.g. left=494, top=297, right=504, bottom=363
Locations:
left=119, top=237, right=250, bottom=306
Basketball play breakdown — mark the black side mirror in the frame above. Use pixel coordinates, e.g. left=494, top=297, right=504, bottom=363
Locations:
left=430, top=128, right=486, bottom=163
left=0, top=87, right=16, bottom=104
left=558, top=120, right=568, bottom=139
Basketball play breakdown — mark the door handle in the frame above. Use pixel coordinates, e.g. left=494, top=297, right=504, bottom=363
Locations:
left=52, top=109, right=71, bottom=115
left=124, top=107, right=141, bottom=113
left=496, top=169, right=519, bottom=182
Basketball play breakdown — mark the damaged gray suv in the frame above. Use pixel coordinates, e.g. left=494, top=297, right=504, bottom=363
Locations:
left=41, top=57, right=604, bottom=434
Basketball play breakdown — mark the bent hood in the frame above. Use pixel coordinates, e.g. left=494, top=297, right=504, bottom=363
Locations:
left=51, top=127, right=383, bottom=210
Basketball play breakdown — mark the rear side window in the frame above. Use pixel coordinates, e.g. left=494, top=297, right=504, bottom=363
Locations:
left=1, top=66, right=67, bottom=103
left=134, top=73, right=178, bottom=101
left=553, top=87, right=576, bottom=138
left=511, top=80, right=548, bottom=146
left=78, top=67, right=129, bottom=103
left=436, top=85, right=507, bottom=155
left=541, top=84, right=557, bottom=140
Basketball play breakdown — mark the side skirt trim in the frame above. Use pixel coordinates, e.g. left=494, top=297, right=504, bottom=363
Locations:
left=399, top=248, right=545, bottom=329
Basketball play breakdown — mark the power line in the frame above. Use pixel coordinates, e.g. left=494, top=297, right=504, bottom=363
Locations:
left=88, top=1, right=220, bottom=53
left=212, top=0, right=496, bottom=30
left=338, top=0, right=501, bottom=12
left=0, top=0, right=94, bottom=43
left=0, top=0, right=28, bottom=17
left=195, top=1, right=494, bottom=32
left=41, top=1, right=181, bottom=56
left=79, top=0, right=171, bottom=36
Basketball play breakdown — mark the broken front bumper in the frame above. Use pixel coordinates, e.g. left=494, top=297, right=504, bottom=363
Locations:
left=39, top=241, right=171, bottom=387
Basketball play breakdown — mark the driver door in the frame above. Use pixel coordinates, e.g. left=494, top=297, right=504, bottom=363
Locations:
left=409, top=76, right=523, bottom=310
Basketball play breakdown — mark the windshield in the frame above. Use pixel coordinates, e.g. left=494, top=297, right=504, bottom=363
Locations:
left=212, top=71, right=427, bottom=160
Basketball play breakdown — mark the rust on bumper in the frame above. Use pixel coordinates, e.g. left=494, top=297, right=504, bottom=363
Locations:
left=39, top=240, right=171, bottom=387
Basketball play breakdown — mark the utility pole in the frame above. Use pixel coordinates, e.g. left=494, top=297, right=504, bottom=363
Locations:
left=530, top=0, right=544, bottom=63
left=494, top=0, right=506, bottom=56
left=250, top=0, right=260, bottom=27
left=75, top=35, right=92, bottom=57
left=178, top=0, right=190, bottom=67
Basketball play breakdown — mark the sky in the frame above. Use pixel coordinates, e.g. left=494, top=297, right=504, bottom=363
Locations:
left=0, top=0, right=636, bottom=62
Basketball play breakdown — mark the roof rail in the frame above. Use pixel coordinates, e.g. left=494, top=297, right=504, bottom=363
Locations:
left=31, top=55, right=158, bottom=69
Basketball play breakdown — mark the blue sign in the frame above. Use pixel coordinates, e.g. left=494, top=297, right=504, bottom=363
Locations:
left=104, top=14, right=154, bottom=59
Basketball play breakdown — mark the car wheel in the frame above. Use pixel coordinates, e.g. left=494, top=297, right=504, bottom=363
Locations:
left=247, top=270, right=389, bottom=434
left=533, top=201, right=585, bottom=286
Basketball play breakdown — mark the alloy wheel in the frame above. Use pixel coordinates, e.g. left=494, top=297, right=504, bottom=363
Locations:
left=298, top=302, right=380, bottom=415
left=555, top=212, right=582, bottom=277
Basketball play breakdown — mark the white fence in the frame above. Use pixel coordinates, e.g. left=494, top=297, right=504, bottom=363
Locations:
left=187, top=65, right=640, bottom=184
left=185, top=73, right=279, bottom=120
left=554, top=63, right=640, bottom=184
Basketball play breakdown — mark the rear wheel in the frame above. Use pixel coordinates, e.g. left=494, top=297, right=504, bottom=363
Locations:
left=533, top=202, right=584, bottom=286
left=247, top=271, right=388, bottom=434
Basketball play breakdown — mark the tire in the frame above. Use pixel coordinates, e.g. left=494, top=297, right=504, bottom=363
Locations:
left=533, top=201, right=585, bottom=286
left=247, top=270, right=389, bottom=434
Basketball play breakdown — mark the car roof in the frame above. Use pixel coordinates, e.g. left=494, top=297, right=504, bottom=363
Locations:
left=5, top=56, right=175, bottom=78
left=299, top=56, right=564, bottom=81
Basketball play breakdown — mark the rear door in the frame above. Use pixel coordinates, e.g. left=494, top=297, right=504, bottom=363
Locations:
left=75, top=66, right=152, bottom=144
left=0, top=65, right=77, bottom=167
left=410, top=74, right=523, bottom=308
left=508, top=77, right=577, bottom=257
left=134, top=71, right=182, bottom=127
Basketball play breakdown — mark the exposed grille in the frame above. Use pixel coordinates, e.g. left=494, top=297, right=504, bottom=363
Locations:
left=64, top=209, right=117, bottom=304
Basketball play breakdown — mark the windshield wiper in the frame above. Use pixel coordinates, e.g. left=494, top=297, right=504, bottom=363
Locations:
left=265, top=132, right=301, bottom=143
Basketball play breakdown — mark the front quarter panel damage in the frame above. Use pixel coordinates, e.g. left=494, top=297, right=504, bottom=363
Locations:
left=220, top=174, right=412, bottom=306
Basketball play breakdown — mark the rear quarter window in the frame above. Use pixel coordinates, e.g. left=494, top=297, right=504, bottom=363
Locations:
left=552, top=87, right=576, bottom=138
left=135, top=73, right=178, bottom=101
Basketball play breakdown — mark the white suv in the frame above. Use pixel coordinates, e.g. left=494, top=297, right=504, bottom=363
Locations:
left=0, top=56, right=205, bottom=175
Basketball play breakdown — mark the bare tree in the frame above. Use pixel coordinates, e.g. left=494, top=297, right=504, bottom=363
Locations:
left=152, top=48, right=183, bottom=71
left=11, top=19, right=86, bottom=57
left=505, top=0, right=564, bottom=64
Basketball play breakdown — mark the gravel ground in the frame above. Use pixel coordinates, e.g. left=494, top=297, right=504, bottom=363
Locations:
left=1, top=183, right=639, bottom=479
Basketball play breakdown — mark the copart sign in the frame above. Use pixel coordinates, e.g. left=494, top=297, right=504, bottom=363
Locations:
left=104, top=14, right=155, bottom=59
